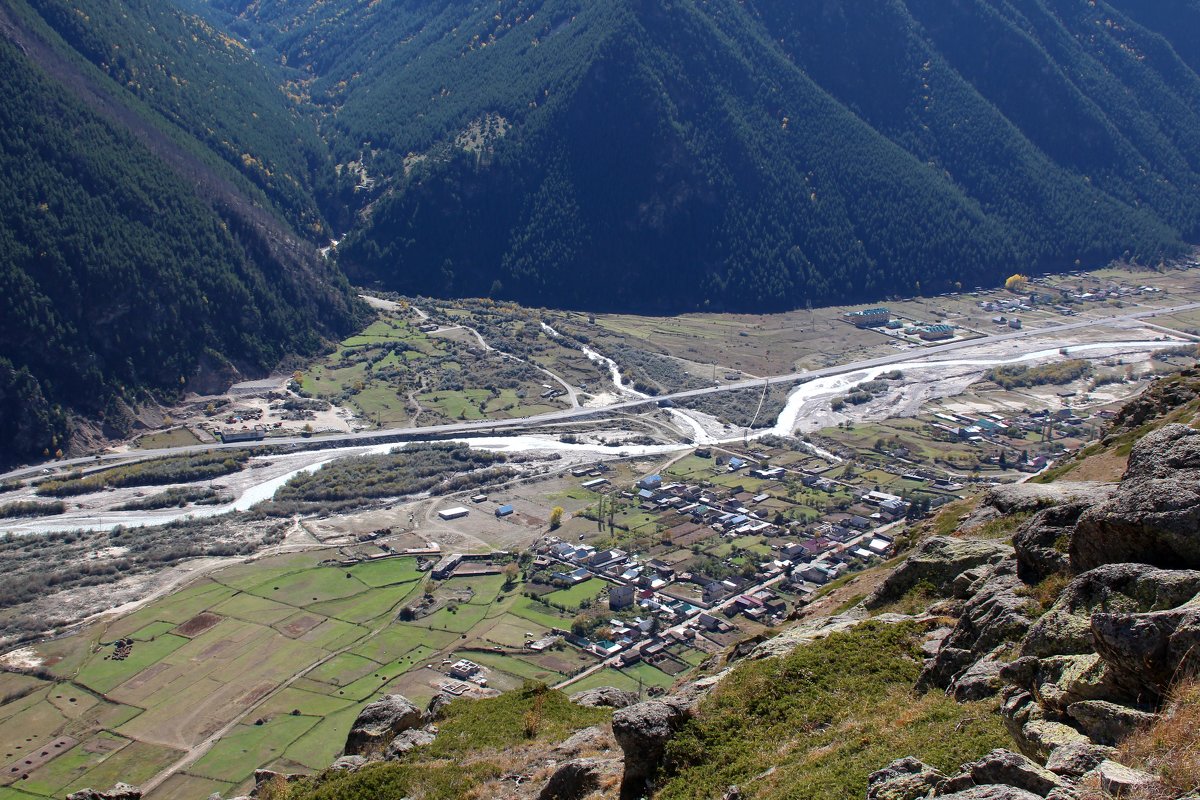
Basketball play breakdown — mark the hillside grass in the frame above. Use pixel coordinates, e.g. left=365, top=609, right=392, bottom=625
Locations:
left=655, top=621, right=1008, bottom=800
left=262, top=684, right=610, bottom=800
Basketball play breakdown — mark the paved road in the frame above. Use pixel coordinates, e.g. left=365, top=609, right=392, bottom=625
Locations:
left=6, top=300, right=1197, bottom=482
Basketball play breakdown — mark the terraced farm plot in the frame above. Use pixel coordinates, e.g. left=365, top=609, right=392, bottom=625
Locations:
left=0, top=693, right=70, bottom=768
left=210, top=552, right=327, bottom=590
left=188, top=714, right=319, bottom=784
left=252, top=689, right=353, bottom=720
left=349, top=626, right=457, bottom=664
left=208, top=592, right=297, bottom=625
left=295, top=618, right=370, bottom=651
left=304, top=653, right=381, bottom=687
left=45, top=684, right=100, bottom=719
left=347, top=557, right=424, bottom=587
left=128, top=621, right=177, bottom=641
left=332, top=656, right=425, bottom=702
left=280, top=705, right=361, bottom=771
left=467, top=651, right=563, bottom=683
left=308, top=582, right=422, bottom=625
left=420, top=602, right=491, bottom=633
left=564, top=661, right=674, bottom=694
left=0, top=673, right=46, bottom=700
left=146, top=774, right=235, bottom=800
left=0, top=788, right=41, bottom=800
left=246, top=568, right=372, bottom=607
left=75, top=635, right=190, bottom=695
left=17, top=736, right=180, bottom=798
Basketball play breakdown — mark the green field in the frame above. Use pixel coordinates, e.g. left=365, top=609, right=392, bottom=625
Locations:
left=297, top=307, right=577, bottom=427
left=509, top=597, right=573, bottom=630
left=565, top=661, right=675, bottom=694
left=246, top=568, right=372, bottom=606
left=347, top=558, right=424, bottom=587
left=76, top=634, right=190, bottom=694
left=189, top=715, right=319, bottom=783
left=468, top=651, right=563, bottom=683
left=542, top=578, right=609, bottom=610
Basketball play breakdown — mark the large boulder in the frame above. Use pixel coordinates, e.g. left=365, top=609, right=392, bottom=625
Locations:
left=384, top=728, right=436, bottom=760
left=951, top=650, right=1007, bottom=702
left=866, top=537, right=1011, bottom=608
left=1001, top=654, right=1124, bottom=717
left=1043, top=742, right=1116, bottom=779
left=1094, top=760, right=1163, bottom=797
left=1019, top=563, right=1200, bottom=659
left=570, top=686, right=638, bottom=709
left=986, top=483, right=1117, bottom=516
left=1065, top=701, right=1155, bottom=746
left=940, top=749, right=1063, bottom=797
left=934, top=787, right=1042, bottom=800
left=612, top=700, right=692, bottom=799
left=1012, top=503, right=1086, bottom=583
left=344, top=694, right=425, bottom=756
left=66, top=785, right=141, bottom=800
left=537, top=757, right=622, bottom=800
left=866, top=757, right=946, bottom=800
left=329, top=755, right=368, bottom=772
left=1091, top=600, right=1200, bottom=700
left=1072, top=425, right=1200, bottom=572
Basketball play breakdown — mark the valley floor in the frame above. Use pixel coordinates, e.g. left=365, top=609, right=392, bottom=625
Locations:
left=3, top=262, right=1200, bottom=798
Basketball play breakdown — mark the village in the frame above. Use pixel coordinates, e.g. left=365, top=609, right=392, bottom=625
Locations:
left=422, top=404, right=1102, bottom=693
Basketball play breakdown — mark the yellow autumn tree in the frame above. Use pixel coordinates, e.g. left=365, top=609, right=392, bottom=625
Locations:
left=1005, top=274, right=1030, bottom=291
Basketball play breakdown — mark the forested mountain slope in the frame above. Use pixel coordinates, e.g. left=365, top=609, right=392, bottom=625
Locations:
left=9, top=0, right=1200, bottom=462
left=191, top=0, right=1200, bottom=311
left=0, top=0, right=362, bottom=463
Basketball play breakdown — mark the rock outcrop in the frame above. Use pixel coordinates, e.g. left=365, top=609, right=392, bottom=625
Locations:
left=569, top=686, right=639, bottom=709
left=867, top=757, right=947, bottom=800
left=861, top=409, right=1200, bottom=800
left=1091, top=600, right=1200, bottom=701
left=612, top=700, right=693, bottom=799
left=939, top=749, right=1064, bottom=797
left=344, top=694, right=425, bottom=756
left=1020, top=563, right=1200, bottom=659
left=867, top=537, right=1012, bottom=608
left=1042, top=742, right=1115, bottom=779
left=1072, top=424, right=1200, bottom=572
left=384, top=728, right=437, bottom=760
left=537, top=757, right=622, bottom=800
left=921, top=558, right=1035, bottom=696
left=66, top=785, right=141, bottom=800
